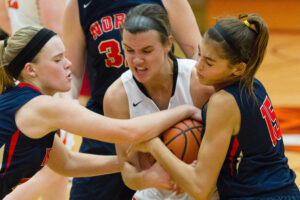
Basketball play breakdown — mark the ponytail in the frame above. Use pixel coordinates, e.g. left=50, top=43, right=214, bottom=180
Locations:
left=0, top=39, right=15, bottom=94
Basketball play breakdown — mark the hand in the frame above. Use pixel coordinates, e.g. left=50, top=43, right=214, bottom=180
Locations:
left=143, top=162, right=176, bottom=191
left=127, top=137, right=161, bottom=157
left=183, top=105, right=202, bottom=122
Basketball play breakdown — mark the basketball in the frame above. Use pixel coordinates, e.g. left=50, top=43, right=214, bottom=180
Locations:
left=160, top=119, right=203, bottom=164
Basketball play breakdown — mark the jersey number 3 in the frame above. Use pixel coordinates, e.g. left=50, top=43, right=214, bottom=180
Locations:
left=260, top=96, right=282, bottom=147
left=99, top=39, right=125, bottom=68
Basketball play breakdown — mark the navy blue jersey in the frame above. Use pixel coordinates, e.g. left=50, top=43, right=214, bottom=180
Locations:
left=79, top=0, right=163, bottom=102
left=71, top=1, right=163, bottom=200
left=202, top=79, right=299, bottom=199
left=0, top=84, right=55, bottom=198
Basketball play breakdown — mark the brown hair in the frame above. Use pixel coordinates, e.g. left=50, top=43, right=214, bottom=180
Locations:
left=121, top=3, right=176, bottom=59
left=205, top=13, right=269, bottom=96
left=0, top=26, right=42, bottom=94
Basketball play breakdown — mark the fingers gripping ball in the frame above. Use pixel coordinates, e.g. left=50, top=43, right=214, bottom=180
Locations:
left=160, top=119, right=202, bottom=164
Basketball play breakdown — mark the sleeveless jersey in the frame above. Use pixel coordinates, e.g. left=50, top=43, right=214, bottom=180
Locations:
left=0, top=84, right=55, bottom=198
left=122, top=58, right=194, bottom=117
left=72, top=1, right=164, bottom=200
left=122, top=58, right=195, bottom=200
left=6, top=0, right=40, bottom=33
left=201, top=79, right=299, bottom=199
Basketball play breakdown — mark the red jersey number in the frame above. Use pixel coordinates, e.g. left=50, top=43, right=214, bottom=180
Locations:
left=260, top=96, right=282, bottom=147
left=99, top=39, right=124, bottom=68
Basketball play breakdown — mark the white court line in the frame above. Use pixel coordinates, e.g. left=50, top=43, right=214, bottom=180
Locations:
left=282, top=134, right=300, bottom=146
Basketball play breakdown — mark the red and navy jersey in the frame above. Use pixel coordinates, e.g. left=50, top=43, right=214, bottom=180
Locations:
left=0, top=84, right=55, bottom=198
left=78, top=0, right=163, bottom=103
left=201, top=79, right=299, bottom=199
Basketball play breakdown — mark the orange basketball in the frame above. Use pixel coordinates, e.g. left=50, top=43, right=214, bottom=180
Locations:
left=160, top=119, right=202, bottom=164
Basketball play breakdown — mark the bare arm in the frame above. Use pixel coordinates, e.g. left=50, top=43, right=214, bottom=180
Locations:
left=15, top=94, right=201, bottom=143
left=163, top=0, right=201, bottom=59
left=132, top=91, right=240, bottom=199
left=62, top=0, right=86, bottom=99
left=38, top=0, right=66, bottom=36
left=0, top=0, right=11, bottom=34
left=103, top=79, right=175, bottom=190
left=46, top=135, right=121, bottom=177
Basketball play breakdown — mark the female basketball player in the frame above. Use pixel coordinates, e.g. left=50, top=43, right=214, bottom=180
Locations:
left=63, top=0, right=203, bottom=199
left=103, top=4, right=216, bottom=200
left=0, top=26, right=201, bottom=199
left=129, top=14, right=300, bottom=199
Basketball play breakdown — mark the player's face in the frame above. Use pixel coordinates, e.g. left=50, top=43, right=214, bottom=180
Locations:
left=122, top=29, right=171, bottom=83
left=195, top=38, right=237, bottom=90
left=32, top=36, right=72, bottom=95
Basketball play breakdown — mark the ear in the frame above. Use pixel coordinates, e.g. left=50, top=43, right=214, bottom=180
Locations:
left=233, top=62, right=246, bottom=76
left=23, top=62, right=37, bottom=78
left=165, top=35, right=173, bottom=53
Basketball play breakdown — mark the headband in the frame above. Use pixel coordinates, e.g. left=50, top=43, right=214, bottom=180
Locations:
left=214, top=24, right=241, bottom=58
left=5, top=28, right=57, bottom=79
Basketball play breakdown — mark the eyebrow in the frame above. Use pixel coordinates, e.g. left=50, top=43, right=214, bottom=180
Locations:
left=123, top=43, right=153, bottom=50
left=204, top=56, right=216, bottom=62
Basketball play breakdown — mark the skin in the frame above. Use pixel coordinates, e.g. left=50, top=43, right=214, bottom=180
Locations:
left=127, top=37, right=247, bottom=200
left=2, top=33, right=203, bottom=198
left=62, top=0, right=202, bottom=100
left=103, top=30, right=214, bottom=191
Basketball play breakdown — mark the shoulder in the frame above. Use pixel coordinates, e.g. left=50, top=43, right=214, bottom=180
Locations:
left=206, top=90, right=241, bottom=134
left=103, top=78, right=129, bottom=118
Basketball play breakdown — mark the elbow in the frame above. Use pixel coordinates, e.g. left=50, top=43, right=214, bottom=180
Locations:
left=128, top=130, right=145, bottom=143
left=189, top=182, right=211, bottom=200
left=193, top=191, right=209, bottom=200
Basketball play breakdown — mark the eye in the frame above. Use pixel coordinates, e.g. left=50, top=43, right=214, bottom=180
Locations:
left=124, top=48, right=134, bottom=53
left=55, top=58, right=62, bottom=63
left=143, top=50, right=152, bottom=54
left=206, top=60, right=212, bottom=67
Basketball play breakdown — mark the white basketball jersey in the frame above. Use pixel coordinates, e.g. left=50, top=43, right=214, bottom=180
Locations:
left=121, top=58, right=195, bottom=200
left=121, top=58, right=195, bottom=119
left=6, top=0, right=40, bottom=33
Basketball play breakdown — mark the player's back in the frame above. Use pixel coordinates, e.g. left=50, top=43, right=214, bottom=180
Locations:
left=202, top=79, right=298, bottom=199
left=0, top=85, right=55, bottom=198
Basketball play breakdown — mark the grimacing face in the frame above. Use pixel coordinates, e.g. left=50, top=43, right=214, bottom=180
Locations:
left=195, top=38, right=237, bottom=90
left=122, top=29, right=172, bottom=84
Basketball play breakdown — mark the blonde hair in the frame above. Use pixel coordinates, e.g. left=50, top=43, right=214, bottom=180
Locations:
left=0, top=26, right=42, bottom=94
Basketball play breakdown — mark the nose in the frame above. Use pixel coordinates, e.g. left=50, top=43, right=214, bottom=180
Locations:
left=195, top=57, right=204, bottom=71
left=132, top=55, right=144, bottom=65
left=64, top=57, right=72, bottom=69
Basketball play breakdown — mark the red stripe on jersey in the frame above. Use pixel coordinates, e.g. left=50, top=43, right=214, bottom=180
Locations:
left=17, top=83, right=41, bottom=94
left=229, top=136, right=239, bottom=176
left=2, top=130, right=20, bottom=177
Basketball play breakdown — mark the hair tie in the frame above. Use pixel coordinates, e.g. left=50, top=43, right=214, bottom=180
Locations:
left=244, top=20, right=250, bottom=27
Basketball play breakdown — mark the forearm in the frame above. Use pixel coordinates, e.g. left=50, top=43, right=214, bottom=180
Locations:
left=49, top=152, right=121, bottom=177
left=124, top=105, right=198, bottom=143
left=149, top=138, right=209, bottom=199
left=163, top=0, right=201, bottom=59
